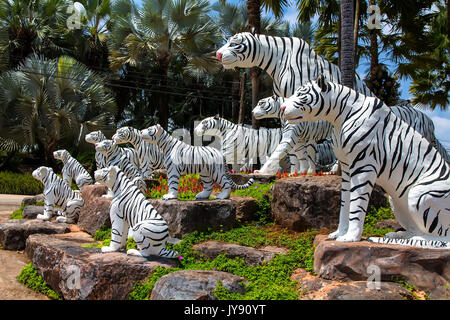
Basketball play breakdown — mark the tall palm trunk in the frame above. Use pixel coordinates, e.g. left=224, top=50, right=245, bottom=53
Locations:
left=340, top=0, right=355, bottom=89
left=369, top=0, right=379, bottom=70
left=246, top=0, right=261, bottom=129
left=353, top=0, right=360, bottom=64
left=238, top=72, right=247, bottom=124
left=232, top=70, right=240, bottom=122
left=157, top=52, right=171, bottom=130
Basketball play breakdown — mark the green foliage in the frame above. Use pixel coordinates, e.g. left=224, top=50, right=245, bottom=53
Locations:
left=232, top=183, right=274, bottom=224
left=0, top=171, right=44, bottom=195
left=129, top=224, right=318, bottom=300
left=363, top=205, right=396, bottom=237
left=9, top=205, right=24, bottom=219
left=17, top=263, right=62, bottom=300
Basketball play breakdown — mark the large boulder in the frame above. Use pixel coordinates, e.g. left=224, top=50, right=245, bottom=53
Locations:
left=0, top=219, right=70, bottom=251
left=148, top=199, right=237, bottom=238
left=77, top=185, right=111, bottom=235
left=193, top=241, right=287, bottom=266
left=313, top=235, right=450, bottom=299
left=271, top=176, right=388, bottom=232
left=21, top=194, right=44, bottom=207
left=25, top=233, right=177, bottom=300
left=150, top=270, right=246, bottom=300
left=292, top=269, right=413, bottom=300
left=22, top=205, right=44, bottom=219
left=230, top=173, right=276, bottom=185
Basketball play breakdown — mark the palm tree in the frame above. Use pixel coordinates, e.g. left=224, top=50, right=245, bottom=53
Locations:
left=0, top=0, right=71, bottom=68
left=0, top=55, right=117, bottom=164
left=108, top=0, right=220, bottom=130
left=340, top=0, right=355, bottom=88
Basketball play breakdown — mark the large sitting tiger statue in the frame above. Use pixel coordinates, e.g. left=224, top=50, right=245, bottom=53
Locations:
left=94, top=165, right=179, bottom=259
left=281, top=75, right=450, bottom=248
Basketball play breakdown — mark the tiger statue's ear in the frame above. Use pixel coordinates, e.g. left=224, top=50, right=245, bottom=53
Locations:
left=250, top=27, right=256, bottom=35
left=214, top=114, right=220, bottom=119
left=316, top=75, right=329, bottom=93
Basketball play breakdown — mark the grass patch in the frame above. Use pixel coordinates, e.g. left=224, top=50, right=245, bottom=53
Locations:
left=0, top=171, right=44, bottom=195
left=129, top=224, right=318, bottom=300
left=9, top=205, right=25, bottom=219
left=363, top=205, right=396, bottom=237
left=231, top=183, right=274, bottom=224
left=17, top=263, right=62, bottom=300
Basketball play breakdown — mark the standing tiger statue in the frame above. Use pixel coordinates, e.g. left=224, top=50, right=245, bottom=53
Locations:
left=94, top=166, right=179, bottom=259
left=95, top=139, right=147, bottom=195
left=32, top=166, right=84, bottom=224
left=281, top=75, right=450, bottom=248
left=140, top=124, right=254, bottom=200
left=216, top=32, right=449, bottom=172
left=194, top=115, right=287, bottom=172
left=253, top=96, right=337, bottom=174
left=112, top=126, right=165, bottom=180
left=53, top=149, right=93, bottom=189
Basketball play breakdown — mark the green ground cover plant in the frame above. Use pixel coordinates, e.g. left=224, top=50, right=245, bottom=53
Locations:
left=17, top=263, right=62, bottom=300
left=0, top=171, right=44, bottom=195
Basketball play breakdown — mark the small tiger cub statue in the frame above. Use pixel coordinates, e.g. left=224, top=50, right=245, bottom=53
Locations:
left=32, top=166, right=84, bottom=224
left=53, top=149, right=93, bottom=189
left=94, top=165, right=179, bottom=259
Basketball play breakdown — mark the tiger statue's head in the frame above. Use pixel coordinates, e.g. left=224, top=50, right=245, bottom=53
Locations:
left=194, top=115, right=222, bottom=137
left=252, top=95, right=285, bottom=120
left=95, top=139, right=116, bottom=155
left=94, top=165, right=120, bottom=188
left=216, top=32, right=258, bottom=69
left=32, top=166, right=54, bottom=182
left=112, top=127, right=134, bottom=145
left=53, top=149, right=70, bottom=163
left=281, top=75, right=330, bottom=124
left=140, top=124, right=163, bottom=144
left=85, top=130, right=106, bottom=144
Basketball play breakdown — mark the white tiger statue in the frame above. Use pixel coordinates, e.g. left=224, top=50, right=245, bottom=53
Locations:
left=194, top=115, right=286, bottom=172
left=216, top=32, right=449, bottom=171
left=112, top=126, right=165, bottom=180
left=85, top=130, right=141, bottom=170
left=53, top=149, right=93, bottom=189
left=94, top=166, right=179, bottom=259
left=32, top=166, right=84, bottom=224
left=282, top=75, right=450, bottom=248
left=140, top=124, right=254, bottom=200
left=95, top=139, right=147, bottom=195
left=253, top=96, right=337, bottom=174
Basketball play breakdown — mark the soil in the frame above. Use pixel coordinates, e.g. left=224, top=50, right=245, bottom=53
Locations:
left=0, top=194, right=49, bottom=300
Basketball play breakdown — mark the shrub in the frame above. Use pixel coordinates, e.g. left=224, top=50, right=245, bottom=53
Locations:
left=17, top=263, right=62, bottom=300
left=0, top=171, right=44, bottom=195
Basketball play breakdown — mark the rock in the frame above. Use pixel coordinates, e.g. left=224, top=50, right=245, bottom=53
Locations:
left=0, top=219, right=70, bottom=251
left=150, top=270, right=245, bottom=300
left=148, top=199, right=237, bottom=238
left=231, top=173, right=276, bottom=185
left=77, top=185, right=111, bottom=236
left=373, top=219, right=404, bottom=231
left=193, top=241, right=287, bottom=266
left=22, top=205, right=44, bottom=219
left=152, top=169, right=168, bottom=180
left=292, top=268, right=413, bottom=300
left=25, top=233, right=177, bottom=300
left=313, top=234, right=450, bottom=298
left=232, top=196, right=258, bottom=222
left=21, top=194, right=44, bottom=207
left=271, top=176, right=388, bottom=232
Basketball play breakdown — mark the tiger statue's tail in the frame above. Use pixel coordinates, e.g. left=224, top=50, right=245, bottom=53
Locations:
left=223, top=157, right=255, bottom=190
left=158, top=247, right=180, bottom=259
left=367, top=237, right=449, bottom=249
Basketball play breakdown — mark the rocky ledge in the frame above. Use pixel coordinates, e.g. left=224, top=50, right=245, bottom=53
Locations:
left=313, top=234, right=450, bottom=299
left=271, top=176, right=388, bottom=232
left=0, top=219, right=70, bottom=251
left=25, top=233, right=177, bottom=300
left=150, top=270, right=246, bottom=300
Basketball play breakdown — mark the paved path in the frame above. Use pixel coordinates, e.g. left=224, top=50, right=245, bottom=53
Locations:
left=0, top=194, right=49, bottom=300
